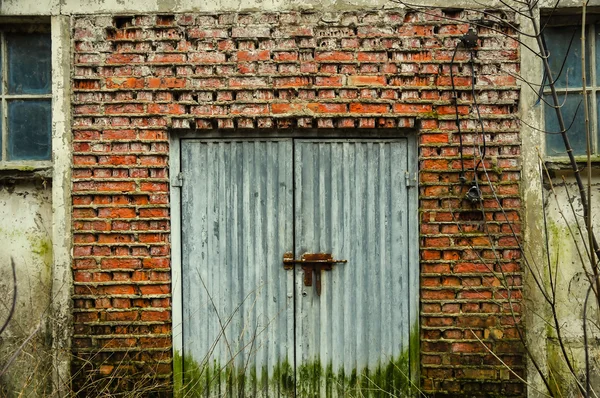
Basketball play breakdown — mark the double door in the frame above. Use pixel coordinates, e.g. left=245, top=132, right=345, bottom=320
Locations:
left=179, top=138, right=418, bottom=397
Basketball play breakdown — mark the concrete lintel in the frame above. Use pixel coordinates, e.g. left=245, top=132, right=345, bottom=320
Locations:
left=0, top=0, right=58, bottom=16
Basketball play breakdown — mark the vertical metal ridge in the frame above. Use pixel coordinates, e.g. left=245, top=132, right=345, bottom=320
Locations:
left=183, top=138, right=415, bottom=398
left=182, top=140, right=293, bottom=397
left=295, top=140, right=412, bottom=397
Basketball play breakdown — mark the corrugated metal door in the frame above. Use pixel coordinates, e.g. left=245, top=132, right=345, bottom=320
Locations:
left=181, top=139, right=295, bottom=397
left=180, top=138, right=417, bottom=397
left=294, top=140, right=415, bottom=397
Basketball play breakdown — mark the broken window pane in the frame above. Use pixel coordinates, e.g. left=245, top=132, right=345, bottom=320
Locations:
left=544, top=93, right=588, bottom=156
left=544, top=26, right=588, bottom=89
left=7, top=100, right=51, bottom=160
left=7, top=33, right=51, bottom=95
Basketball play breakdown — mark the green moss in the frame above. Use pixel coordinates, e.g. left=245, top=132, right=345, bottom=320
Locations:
left=295, top=353, right=414, bottom=397
left=176, top=324, right=420, bottom=397
left=29, top=235, right=52, bottom=273
left=31, top=236, right=51, bottom=258
left=10, top=165, right=37, bottom=171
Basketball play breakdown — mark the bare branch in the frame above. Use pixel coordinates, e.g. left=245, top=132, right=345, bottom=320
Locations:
left=0, top=258, right=17, bottom=337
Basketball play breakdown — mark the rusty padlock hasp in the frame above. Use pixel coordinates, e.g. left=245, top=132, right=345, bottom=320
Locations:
left=282, top=253, right=347, bottom=296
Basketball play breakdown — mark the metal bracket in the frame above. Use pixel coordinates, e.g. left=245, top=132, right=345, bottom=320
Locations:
left=171, top=172, right=184, bottom=188
left=283, top=252, right=347, bottom=296
left=405, top=171, right=417, bottom=187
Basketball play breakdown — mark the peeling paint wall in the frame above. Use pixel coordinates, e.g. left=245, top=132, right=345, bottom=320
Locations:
left=543, top=172, right=600, bottom=393
left=0, top=181, right=53, bottom=397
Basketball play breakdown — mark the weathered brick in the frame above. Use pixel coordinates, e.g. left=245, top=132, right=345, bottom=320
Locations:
left=71, top=9, right=523, bottom=397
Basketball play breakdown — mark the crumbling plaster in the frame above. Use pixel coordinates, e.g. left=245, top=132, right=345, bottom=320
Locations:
left=0, top=0, right=541, bottom=15
left=0, top=13, right=72, bottom=398
left=0, top=182, right=53, bottom=397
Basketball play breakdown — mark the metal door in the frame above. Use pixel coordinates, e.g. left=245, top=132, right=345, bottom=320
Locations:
left=181, top=140, right=295, bottom=397
left=293, top=140, right=416, bottom=397
left=179, top=138, right=418, bottom=397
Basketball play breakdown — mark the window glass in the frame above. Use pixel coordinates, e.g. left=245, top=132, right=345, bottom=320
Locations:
left=7, top=33, right=51, bottom=95
left=545, top=26, right=588, bottom=89
left=545, top=93, right=588, bottom=156
left=7, top=100, right=51, bottom=160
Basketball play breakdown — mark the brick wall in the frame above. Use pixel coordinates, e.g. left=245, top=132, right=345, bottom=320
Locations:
left=71, top=8, right=523, bottom=396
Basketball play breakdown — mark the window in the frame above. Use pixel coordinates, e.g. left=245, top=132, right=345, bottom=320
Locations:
left=544, top=24, right=600, bottom=157
left=0, top=29, right=51, bottom=166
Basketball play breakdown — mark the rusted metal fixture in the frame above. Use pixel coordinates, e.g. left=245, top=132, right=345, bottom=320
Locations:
left=283, top=252, right=347, bottom=296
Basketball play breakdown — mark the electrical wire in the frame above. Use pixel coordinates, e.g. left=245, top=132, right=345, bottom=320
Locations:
left=470, top=48, right=486, bottom=177
left=449, top=41, right=467, bottom=183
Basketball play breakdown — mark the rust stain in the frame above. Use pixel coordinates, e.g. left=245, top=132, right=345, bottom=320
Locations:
left=282, top=252, right=347, bottom=296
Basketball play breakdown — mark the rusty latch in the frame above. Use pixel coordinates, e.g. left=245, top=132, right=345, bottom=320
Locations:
left=283, top=252, right=347, bottom=296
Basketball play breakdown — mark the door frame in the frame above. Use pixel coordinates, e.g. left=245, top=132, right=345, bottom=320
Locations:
left=169, top=130, right=420, bottom=396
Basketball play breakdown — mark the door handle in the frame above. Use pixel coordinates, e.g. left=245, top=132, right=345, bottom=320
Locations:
left=282, top=252, right=347, bottom=296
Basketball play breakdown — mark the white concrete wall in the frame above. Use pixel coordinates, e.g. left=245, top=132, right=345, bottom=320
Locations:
left=0, top=182, right=53, bottom=397
left=0, top=12, right=72, bottom=397
left=0, top=0, right=524, bottom=15
left=543, top=172, right=600, bottom=392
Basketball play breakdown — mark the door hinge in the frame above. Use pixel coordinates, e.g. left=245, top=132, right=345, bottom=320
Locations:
left=171, top=172, right=184, bottom=188
left=405, top=171, right=417, bottom=187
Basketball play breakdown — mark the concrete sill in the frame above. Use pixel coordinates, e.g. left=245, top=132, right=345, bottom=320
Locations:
left=545, top=157, right=600, bottom=171
left=0, top=166, right=52, bottom=182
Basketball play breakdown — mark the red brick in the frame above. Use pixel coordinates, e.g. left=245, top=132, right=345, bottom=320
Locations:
left=146, top=77, right=187, bottom=89
left=230, top=104, right=269, bottom=115
left=98, top=155, right=137, bottom=165
left=74, top=80, right=101, bottom=90
left=106, top=54, right=145, bottom=64
left=273, top=76, right=311, bottom=87
left=143, top=258, right=170, bottom=268
left=349, top=103, right=389, bottom=113
left=307, top=103, right=347, bottom=113
left=97, top=208, right=136, bottom=219
left=139, top=208, right=168, bottom=218
left=315, top=51, right=353, bottom=61
left=148, top=53, right=186, bottom=63
left=348, top=75, right=386, bottom=86
left=141, top=311, right=170, bottom=321
left=436, top=105, right=470, bottom=115
left=103, top=285, right=136, bottom=295
left=357, top=52, right=387, bottom=62
left=148, top=103, right=186, bottom=115
left=97, top=181, right=136, bottom=192
left=315, top=76, right=343, bottom=86
left=273, top=52, right=298, bottom=61
left=188, top=52, right=227, bottom=63
left=393, top=103, right=433, bottom=114
left=187, top=27, right=228, bottom=39
left=272, top=103, right=304, bottom=114
left=101, top=258, right=141, bottom=269
left=106, top=77, right=145, bottom=89
left=236, top=50, right=270, bottom=61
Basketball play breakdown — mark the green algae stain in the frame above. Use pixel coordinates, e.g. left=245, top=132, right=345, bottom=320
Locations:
left=176, top=353, right=294, bottom=398
left=31, top=236, right=52, bottom=262
left=176, top=323, right=420, bottom=398
left=296, top=354, right=413, bottom=398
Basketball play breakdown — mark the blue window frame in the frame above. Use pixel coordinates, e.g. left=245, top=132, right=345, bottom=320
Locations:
left=0, top=30, right=52, bottom=164
left=544, top=24, right=598, bottom=157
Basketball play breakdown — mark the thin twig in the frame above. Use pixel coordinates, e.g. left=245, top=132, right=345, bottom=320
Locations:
left=0, top=258, right=17, bottom=336
left=469, top=329, right=554, bottom=398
